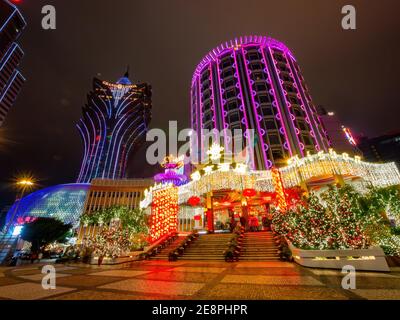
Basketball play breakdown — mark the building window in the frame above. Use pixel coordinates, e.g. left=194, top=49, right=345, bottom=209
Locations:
left=222, top=69, right=234, bottom=78
left=203, top=101, right=211, bottom=112
left=250, top=62, right=263, bottom=71
left=256, top=83, right=268, bottom=92
left=298, top=121, right=307, bottom=131
left=293, top=107, right=303, bottom=117
left=257, top=94, right=271, bottom=104
left=272, top=149, right=284, bottom=161
left=269, top=134, right=280, bottom=145
left=262, top=106, right=274, bottom=116
left=226, top=101, right=238, bottom=111
left=303, top=135, right=313, bottom=146
left=251, top=72, right=266, bottom=81
left=265, top=120, right=277, bottom=130
left=225, top=88, right=237, bottom=99
left=229, top=112, right=240, bottom=124
left=223, top=79, right=235, bottom=89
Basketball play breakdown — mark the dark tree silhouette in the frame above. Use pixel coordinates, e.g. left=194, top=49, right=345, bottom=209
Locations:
left=20, top=218, right=72, bottom=253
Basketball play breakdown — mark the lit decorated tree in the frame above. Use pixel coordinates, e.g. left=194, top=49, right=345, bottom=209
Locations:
left=80, top=206, right=149, bottom=255
left=362, top=186, right=400, bottom=255
left=272, top=184, right=400, bottom=255
left=273, top=186, right=370, bottom=250
left=320, top=185, right=369, bottom=249
left=88, top=224, right=131, bottom=259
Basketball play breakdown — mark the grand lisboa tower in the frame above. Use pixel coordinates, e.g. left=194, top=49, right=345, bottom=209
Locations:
left=77, top=71, right=152, bottom=183
left=190, top=36, right=330, bottom=170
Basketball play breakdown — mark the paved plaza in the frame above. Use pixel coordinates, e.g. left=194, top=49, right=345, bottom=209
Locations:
left=0, top=261, right=400, bottom=300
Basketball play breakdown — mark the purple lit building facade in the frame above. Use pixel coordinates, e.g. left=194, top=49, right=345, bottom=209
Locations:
left=191, top=36, right=330, bottom=169
left=0, top=0, right=26, bottom=127
left=77, top=72, right=152, bottom=183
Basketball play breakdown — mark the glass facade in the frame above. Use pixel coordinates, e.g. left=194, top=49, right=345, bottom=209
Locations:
left=5, top=184, right=90, bottom=228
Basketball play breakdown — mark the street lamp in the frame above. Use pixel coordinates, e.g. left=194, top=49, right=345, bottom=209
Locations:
left=0, top=177, right=36, bottom=258
left=16, top=179, right=34, bottom=187
left=1, top=177, right=36, bottom=236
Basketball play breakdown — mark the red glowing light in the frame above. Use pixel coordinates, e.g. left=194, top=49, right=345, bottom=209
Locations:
left=149, top=186, right=178, bottom=243
left=188, top=196, right=201, bottom=207
left=243, top=188, right=257, bottom=197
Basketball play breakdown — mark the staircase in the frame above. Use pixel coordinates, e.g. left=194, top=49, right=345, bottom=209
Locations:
left=180, top=233, right=232, bottom=261
left=240, top=231, right=280, bottom=261
left=0, top=234, right=18, bottom=265
left=149, top=236, right=187, bottom=261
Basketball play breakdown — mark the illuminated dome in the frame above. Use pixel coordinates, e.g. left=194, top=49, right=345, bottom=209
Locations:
left=154, top=155, right=188, bottom=186
left=6, top=183, right=90, bottom=228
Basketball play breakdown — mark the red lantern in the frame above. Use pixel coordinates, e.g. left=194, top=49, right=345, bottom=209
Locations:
left=243, top=188, right=257, bottom=197
left=188, top=196, right=201, bottom=207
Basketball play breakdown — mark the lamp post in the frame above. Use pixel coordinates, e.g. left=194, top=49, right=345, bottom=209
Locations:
left=0, top=178, right=36, bottom=258
left=2, top=178, right=35, bottom=236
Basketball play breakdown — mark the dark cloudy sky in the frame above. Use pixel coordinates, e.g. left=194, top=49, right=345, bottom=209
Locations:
left=1, top=0, right=399, bottom=207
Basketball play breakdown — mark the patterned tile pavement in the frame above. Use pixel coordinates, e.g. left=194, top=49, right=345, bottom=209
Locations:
left=0, top=260, right=399, bottom=300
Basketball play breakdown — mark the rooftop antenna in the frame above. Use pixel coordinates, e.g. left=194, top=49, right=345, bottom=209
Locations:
left=124, top=65, right=130, bottom=78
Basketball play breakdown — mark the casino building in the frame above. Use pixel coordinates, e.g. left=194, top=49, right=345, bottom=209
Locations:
left=191, top=36, right=330, bottom=170
left=77, top=71, right=152, bottom=183
left=142, top=36, right=400, bottom=241
left=0, top=0, right=26, bottom=127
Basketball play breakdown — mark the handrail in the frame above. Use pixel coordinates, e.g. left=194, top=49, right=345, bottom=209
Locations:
left=168, top=230, right=199, bottom=261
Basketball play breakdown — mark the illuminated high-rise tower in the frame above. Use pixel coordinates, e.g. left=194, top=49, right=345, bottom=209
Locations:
left=191, top=36, right=330, bottom=169
left=0, top=0, right=26, bottom=127
left=77, top=71, right=152, bottom=183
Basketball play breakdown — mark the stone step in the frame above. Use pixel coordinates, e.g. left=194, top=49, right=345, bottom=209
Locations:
left=179, top=257, right=225, bottom=260
left=179, top=233, right=232, bottom=261
left=240, top=258, right=279, bottom=260
left=239, top=231, right=280, bottom=262
left=241, top=249, right=278, bottom=252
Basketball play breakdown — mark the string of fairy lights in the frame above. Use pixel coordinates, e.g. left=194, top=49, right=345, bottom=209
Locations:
left=149, top=185, right=178, bottom=242
left=281, top=149, right=400, bottom=188
left=141, top=149, right=400, bottom=209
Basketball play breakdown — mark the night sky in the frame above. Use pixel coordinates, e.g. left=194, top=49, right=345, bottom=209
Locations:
left=1, top=0, right=400, bottom=208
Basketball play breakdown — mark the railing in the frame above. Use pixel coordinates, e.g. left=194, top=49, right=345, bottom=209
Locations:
left=143, top=232, right=179, bottom=260
left=168, top=230, right=199, bottom=261
left=223, top=225, right=244, bottom=262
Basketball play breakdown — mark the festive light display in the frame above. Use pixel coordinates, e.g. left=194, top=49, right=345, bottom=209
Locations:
left=142, top=150, right=400, bottom=207
left=272, top=185, right=400, bottom=254
left=76, top=71, right=152, bottom=183
left=271, top=168, right=288, bottom=211
left=154, top=155, right=188, bottom=186
left=190, top=35, right=330, bottom=170
left=149, top=185, right=178, bottom=243
left=207, top=143, right=224, bottom=161
left=86, top=225, right=132, bottom=259
left=188, top=196, right=201, bottom=207
left=141, top=144, right=400, bottom=250
left=243, top=188, right=257, bottom=197
left=282, top=149, right=400, bottom=188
